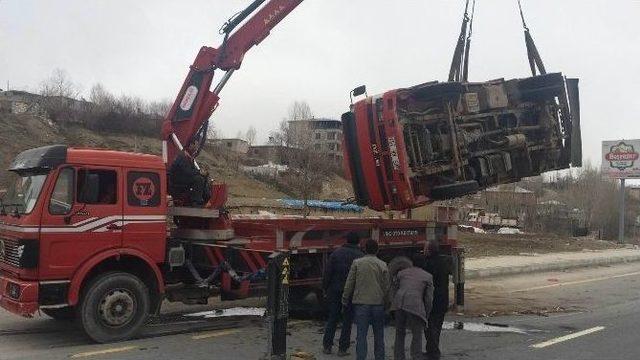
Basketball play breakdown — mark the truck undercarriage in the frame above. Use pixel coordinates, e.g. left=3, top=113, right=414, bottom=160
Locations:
left=344, top=73, right=581, bottom=210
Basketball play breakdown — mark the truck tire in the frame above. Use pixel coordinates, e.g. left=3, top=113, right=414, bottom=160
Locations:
left=78, top=272, right=150, bottom=343
left=42, top=306, right=75, bottom=321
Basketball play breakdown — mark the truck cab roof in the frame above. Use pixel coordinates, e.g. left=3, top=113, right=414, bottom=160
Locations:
left=9, top=145, right=165, bottom=173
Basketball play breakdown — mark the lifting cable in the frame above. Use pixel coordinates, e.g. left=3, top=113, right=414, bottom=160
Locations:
left=448, top=0, right=548, bottom=82
left=448, top=0, right=475, bottom=82
left=518, top=0, right=546, bottom=76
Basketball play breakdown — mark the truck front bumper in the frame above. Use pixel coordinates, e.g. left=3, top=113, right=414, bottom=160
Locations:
left=0, top=275, right=39, bottom=317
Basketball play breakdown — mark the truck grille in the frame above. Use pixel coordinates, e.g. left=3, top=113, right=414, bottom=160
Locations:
left=0, top=238, right=21, bottom=267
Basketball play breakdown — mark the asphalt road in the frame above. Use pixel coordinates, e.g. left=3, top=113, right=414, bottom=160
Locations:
left=1, top=262, right=639, bottom=360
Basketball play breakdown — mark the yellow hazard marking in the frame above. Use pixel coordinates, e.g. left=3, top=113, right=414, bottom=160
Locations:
left=70, top=346, right=137, bottom=358
left=282, top=258, right=290, bottom=266
left=192, top=328, right=240, bottom=340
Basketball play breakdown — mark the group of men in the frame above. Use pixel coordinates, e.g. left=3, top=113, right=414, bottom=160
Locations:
left=322, top=234, right=450, bottom=360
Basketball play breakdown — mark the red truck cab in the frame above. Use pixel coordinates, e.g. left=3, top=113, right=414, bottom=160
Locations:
left=0, top=145, right=167, bottom=334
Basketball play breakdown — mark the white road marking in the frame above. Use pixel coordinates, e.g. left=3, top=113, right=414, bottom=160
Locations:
left=510, top=271, right=640, bottom=293
left=70, top=346, right=137, bottom=358
left=531, top=326, right=605, bottom=349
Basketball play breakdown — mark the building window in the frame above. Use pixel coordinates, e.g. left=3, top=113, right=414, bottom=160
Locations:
left=327, top=143, right=336, bottom=151
left=226, top=142, right=232, bottom=148
left=327, top=132, right=336, bottom=140
left=314, top=144, right=321, bottom=150
left=336, top=143, right=341, bottom=152
left=315, top=132, right=322, bottom=140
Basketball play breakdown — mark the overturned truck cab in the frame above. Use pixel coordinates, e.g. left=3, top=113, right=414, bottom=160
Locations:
left=343, top=73, right=582, bottom=211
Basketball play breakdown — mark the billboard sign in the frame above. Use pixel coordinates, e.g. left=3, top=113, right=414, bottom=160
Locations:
left=602, top=140, right=640, bottom=178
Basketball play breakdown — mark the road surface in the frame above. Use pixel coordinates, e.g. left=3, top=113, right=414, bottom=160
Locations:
left=1, top=262, right=639, bottom=359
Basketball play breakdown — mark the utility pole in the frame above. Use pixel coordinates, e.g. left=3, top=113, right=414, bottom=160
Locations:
left=618, top=178, right=626, bottom=244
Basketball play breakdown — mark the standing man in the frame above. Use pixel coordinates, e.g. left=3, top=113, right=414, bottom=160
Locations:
left=322, top=232, right=364, bottom=356
left=415, top=242, right=452, bottom=360
left=390, top=257, right=434, bottom=360
left=342, top=239, right=390, bottom=360
left=168, top=138, right=210, bottom=206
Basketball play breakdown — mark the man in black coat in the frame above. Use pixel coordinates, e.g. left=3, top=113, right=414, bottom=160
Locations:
left=414, top=242, right=452, bottom=360
left=322, top=232, right=364, bottom=356
left=168, top=139, right=210, bottom=206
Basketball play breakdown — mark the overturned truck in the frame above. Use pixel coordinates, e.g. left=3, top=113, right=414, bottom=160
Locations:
left=343, top=73, right=581, bottom=211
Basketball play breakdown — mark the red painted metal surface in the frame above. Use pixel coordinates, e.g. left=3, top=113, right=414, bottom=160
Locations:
left=162, top=0, right=305, bottom=167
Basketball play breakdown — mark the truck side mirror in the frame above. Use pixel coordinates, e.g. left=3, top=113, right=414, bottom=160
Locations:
left=350, top=85, right=367, bottom=104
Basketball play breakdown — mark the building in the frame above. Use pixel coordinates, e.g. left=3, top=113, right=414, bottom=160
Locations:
left=0, top=90, right=43, bottom=115
left=210, top=138, right=249, bottom=154
left=248, top=145, right=299, bottom=164
left=288, top=118, right=343, bottom=163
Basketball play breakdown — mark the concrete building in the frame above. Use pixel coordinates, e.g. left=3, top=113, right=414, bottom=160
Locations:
left=0, top=90, right=43, bottom=115
left=248, top=145, right=299, bottom=164
left=211, top=138, right=249, bottom=154
left=288, top=118, right=343, bottom=163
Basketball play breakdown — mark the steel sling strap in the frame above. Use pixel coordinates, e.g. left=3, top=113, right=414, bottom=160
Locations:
left=518, top=0, right=547, bottom=76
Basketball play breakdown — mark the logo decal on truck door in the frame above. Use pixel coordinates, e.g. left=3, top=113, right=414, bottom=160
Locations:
left=127, top=172, right=161, bottom=207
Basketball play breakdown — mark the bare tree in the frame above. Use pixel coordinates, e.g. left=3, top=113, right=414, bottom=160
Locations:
left=39, top=68, right=79, bottom=98
left=38, top=69, right=80, bottom=122
left=245, top=126, right=257, bottom=146
left=288, top=100, right=313, bottom=121
left=275, top=101, right=333, bottom=216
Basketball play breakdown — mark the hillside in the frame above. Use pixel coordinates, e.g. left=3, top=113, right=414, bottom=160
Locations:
left=0, top=113, right=333, bottom=200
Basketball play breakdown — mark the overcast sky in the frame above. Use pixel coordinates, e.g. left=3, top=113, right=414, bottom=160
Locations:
left=1, top=0, right=639, bottom=165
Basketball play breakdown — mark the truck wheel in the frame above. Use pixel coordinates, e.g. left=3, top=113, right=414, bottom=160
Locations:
left=42, top=306, right=75, bottom=321
left=79, top=272, right=150, bottom=343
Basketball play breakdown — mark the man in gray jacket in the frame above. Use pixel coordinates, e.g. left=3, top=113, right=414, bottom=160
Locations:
left=342, top=239, right=390, bottom=360
left=390, top=257, right=434, bottom=360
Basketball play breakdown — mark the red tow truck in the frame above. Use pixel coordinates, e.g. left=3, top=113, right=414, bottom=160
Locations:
left=0, top=0, right=460, bottom=343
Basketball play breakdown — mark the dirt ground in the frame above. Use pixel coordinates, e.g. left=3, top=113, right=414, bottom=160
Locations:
left=458, top=232, right=622, bottom=258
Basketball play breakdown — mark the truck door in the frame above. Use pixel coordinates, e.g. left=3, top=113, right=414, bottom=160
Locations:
left=40, top=166, right=123, bottom=280
left=121, top=169, right=167, bottom=263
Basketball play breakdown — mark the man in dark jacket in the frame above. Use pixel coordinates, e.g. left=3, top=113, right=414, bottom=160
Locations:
left=322, top=232, right=364, bottom=355
left=415, top=242, right=452, bottom=360
left=168, top=139, right=210, bottom=206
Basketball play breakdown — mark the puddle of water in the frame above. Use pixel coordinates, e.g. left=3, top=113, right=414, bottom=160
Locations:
left=184, top=307, right=266, bottom=319
left=443, top=321, right=527, bottom=334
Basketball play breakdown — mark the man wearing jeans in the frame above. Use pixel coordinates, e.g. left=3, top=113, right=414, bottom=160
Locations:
left=322, top=232, right=364, bottom=355
left=342, top=239, right=390, bottom=360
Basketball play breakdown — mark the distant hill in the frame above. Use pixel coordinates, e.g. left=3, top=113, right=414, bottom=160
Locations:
left=0, top=113, right=298, bottom=200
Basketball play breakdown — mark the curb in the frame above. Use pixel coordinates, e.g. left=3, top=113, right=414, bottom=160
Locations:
left=465, top=253, right=640, bottom=279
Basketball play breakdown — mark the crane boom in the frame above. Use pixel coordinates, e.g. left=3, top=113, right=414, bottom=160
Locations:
left=161, top=0, right=304, bottom=167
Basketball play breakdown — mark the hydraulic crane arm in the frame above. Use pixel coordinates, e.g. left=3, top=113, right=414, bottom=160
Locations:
left=161, top=0, right=304, bottom=167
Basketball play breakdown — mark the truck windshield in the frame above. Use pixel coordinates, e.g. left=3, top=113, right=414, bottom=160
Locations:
left=3, top=171, right=48, bottom=214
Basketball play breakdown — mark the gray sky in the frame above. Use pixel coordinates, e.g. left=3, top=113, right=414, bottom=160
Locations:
left=1, top=0, right=639, bottom=165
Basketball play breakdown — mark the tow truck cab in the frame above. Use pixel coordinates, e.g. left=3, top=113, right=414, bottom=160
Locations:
left=342, top=73, right=582, bottom=211
left=0, top=145, right=167, bottom=318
